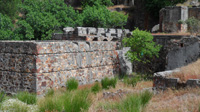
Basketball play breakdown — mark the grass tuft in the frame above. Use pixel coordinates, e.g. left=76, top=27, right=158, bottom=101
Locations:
left=123, top=76, right=141, bottom=87
left=15, top=91, right=37, bottom=105
left=91, top=82, right=101, bottom=94
left=66, top=78, right=79, bottom=91
left=101, top=77, right=117, bottom=89
left=45, top=89, right=54, bottom=97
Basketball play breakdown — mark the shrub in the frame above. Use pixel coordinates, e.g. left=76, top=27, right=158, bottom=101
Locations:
left=123, top=76, right=141, bottom=87
left=63, top=89, right=91, bottom=112
left=185, top=17, right=200, bottom=35
left=0, top=13, right=14, bottom=40
left=66, top=78, right=79, bottom=91
left=91, top=82, right=101, bottom=93
left=15, top=91, right=37, bottom=105
left=81, top=5, right=128, bottom=28
left=122, top=28, right=161, bottom=63
left=1, top=99, right=38, bottom=112
left=101, top=77, right=117, bottom=89
left=16, top=0, right=81, bottom=40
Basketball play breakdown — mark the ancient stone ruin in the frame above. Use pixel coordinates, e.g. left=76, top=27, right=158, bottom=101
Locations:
left=0, top=27, right=132, bottom=95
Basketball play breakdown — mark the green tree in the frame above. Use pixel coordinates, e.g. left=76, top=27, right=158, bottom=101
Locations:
left=122, top=28, right=161, bottom=63
left=0, top=0, right=21, bottom=20
left=16, top=0, right=81, bottom=40
left=0, top=13, right=14, bottom=40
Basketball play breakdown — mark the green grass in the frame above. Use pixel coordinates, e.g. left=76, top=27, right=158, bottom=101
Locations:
left=63, top=89, right=91, bottom=112
left=66, top=78, right=79, bottom=91
left=91, top=82, right=101, bottom=94
left=15, top=91, right=37, bottom=104
left=123, top=76, right=141, bottom=87
left=101, top=77, right=117, bottom=89
left=105, top=91, right=153, bottom=112
left=39, top=89, right=91, bottom=112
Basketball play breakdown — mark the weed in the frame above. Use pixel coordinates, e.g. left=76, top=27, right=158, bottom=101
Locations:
left=140, top=91, right=153, bottom=106
left=123, top=75, right=141, bottom=87
left=39, top=96, right=63, bottom=112
left=101, top=77, right=117, bottom=89
left=15, top=91, right=37, bottom=105
left=66, top=78, right=79, bottom=91
left=91, top=82, right=101, bottom=94
left=63, top=89, right=91, bottom=112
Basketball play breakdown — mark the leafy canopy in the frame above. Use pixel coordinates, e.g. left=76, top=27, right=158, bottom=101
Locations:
left=122, top=28, right=161, bottom=63
left=0, top=13, right=13, bottom=40
left=15, top=0, right=81, bottom=40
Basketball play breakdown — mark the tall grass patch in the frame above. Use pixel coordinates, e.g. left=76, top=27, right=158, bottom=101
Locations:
left=15, top=91, right=37, bottom=104
left=66, top=78, right=79, bottom=91
left=101, top=77, right=117, bottom=89
left=91, top=82, right=101, bottom=94
left=106, top=91, right=153, bottom=112
left=63, top=89, right=91, bottom=112
left=123, top=75, right=141, bottom=87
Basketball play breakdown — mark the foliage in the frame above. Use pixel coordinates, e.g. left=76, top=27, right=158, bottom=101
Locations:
left=122, top=28, right=161, bottom=63
left=109, top=11, right=128, bottom=28
left=91, top=82, right=101, bottom=94
left=0, top=13, right=14, bottom=40
left=1, top=99, right=38, bottom=112
left=15, top=91, right=37, bottom=105
left=63, top=89, right=91, bottom=112
left=39, top=95, right=63, bottom=112
left=107, top=91, right=152, bottom=112
left=101, top=77, right=117, bottom=89
left=16, top=0, right=81, bottom=40
left=185, top=17, right=200, bottom=35
left=144, top=0, right=185, bottom=17
left=82, top=0, right=113, bottom=8
left=123, top=76, right=141, bottom=87
left=0, top=0, right=21, bottom=19
left=66, top=78, right=79, bottom=91
left=81, top=6, right=128, bottom=28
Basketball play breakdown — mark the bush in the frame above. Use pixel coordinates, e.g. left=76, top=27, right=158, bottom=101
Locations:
left=1, top=99, right=38, bottom=112
left=91, top=82, right=101, bottom=93
left=15, top=91, right=37, bottom=105
left=123, top=76, right=141, bottom=87
left=101, top=77, right=117, bottom=89
left=185, top=17, right=200, bottom=35
left=63, top=90, right=91, bottom=112
left=81, top=5, right=128, bottom=28
left=16, top=0, right=81, bottom=40
left=0, top=13, right=14, bottom=40
left=66, top=78, right=79, bottom=91
left=122, top=28, right=161, bottom=63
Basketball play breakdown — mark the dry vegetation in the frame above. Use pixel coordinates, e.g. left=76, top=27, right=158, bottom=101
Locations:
left=170, top=59, right=200, bottom=82
left=146, top=88, right=200, bottom=112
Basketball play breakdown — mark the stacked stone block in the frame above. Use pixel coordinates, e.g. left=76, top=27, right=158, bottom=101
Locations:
left=53, top=27, right=131, bottom=41
left=0, top=41, right=120, bottom=95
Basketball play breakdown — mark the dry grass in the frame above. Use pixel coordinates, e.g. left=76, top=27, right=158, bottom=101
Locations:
left=146, top=88, right=200, bottom=112
left=169, top=59, right=200, bottom=82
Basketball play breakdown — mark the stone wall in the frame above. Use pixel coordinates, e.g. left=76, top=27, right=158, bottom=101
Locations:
left=0, top=41, right=121, bottom=95
left=189, top=7, right=200, bottom=19
left=159, top=6, right=188, bottom=33
left=153, top=35, right=199, bottom=71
